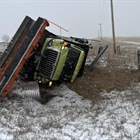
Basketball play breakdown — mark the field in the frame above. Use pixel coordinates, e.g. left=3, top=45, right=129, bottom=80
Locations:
left=74, top=36, right=140, bottom=100
left=0, top=37, right=140, bottom=139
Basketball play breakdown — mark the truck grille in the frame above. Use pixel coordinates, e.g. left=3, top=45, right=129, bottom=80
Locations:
left=39, top=48, right=60, bottom=79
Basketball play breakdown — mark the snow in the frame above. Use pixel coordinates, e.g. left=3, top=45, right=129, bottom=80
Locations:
left=0, top=83, right=140, bottom=140
left=0, top=41, right=140, bottom=139
left=121, top=41, right=140, bottom=46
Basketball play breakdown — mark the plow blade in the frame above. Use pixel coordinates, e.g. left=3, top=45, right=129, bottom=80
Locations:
left=88, top=45, right=109, bottom=71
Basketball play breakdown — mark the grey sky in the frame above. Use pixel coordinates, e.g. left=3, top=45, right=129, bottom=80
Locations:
left=0, top=0, right=140, bottom=41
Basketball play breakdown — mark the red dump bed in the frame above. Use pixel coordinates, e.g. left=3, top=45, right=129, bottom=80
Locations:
left=0, top=16, right=49, bottom=97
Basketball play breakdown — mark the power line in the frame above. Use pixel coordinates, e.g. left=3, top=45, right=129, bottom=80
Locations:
left=98, top=0, right=109, bottom=39
left=100, top=0, right=106, bottom=22
left=99, top=0, right=108, bottom=24
left=98, top=0, right=102, bottom=23
left=101, top=0, right=109, bottom=24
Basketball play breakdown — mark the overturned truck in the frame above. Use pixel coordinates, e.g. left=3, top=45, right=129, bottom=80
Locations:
left=0, top=16, right=108, bottom=100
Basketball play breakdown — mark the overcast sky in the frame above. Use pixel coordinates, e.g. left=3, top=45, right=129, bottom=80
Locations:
left=0, top=0, right=140, bottom=41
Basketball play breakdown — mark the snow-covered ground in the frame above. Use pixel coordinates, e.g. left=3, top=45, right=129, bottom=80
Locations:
left=120, top=41, right=140, bottom=46
left=0, top=83, right=140, bottom=140
left=0, top=41, right=140, bottom=140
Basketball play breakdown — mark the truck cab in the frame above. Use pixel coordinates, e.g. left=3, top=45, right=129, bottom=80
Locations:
left=20, top=34, right=89, bottom=87
left=33, top=37, right=85, bottom=85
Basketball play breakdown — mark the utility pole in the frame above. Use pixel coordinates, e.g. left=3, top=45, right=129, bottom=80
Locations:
left=110, top=0, right=116, bottom=53
left=98, top=29, right=100, bottom=38
left=98, top=23, right=103, bottom=40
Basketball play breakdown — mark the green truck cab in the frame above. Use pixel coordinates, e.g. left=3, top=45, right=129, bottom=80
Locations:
left=34, top=37, right=85, bottom=85
left=19, top=29, right=90, bottom=87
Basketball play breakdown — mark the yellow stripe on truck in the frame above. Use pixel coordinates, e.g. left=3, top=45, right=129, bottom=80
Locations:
left=71, top=50, right=85, bottom=82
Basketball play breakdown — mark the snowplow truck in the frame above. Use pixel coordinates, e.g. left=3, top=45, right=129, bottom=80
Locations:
left=0, top=16, right=91, bottom=97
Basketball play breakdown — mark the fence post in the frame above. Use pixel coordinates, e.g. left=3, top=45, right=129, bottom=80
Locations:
left=137, top=50, right=140, bottom=69
left=117, top=45, right=121, bottom=55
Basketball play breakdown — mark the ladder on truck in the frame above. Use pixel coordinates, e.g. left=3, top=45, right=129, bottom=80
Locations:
left=0, top=16, right=49, bottom=97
